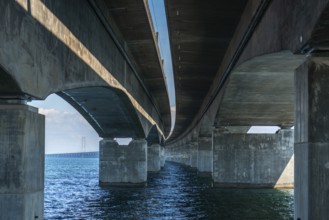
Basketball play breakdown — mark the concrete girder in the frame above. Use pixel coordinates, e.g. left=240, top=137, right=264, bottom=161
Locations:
left=165, top=0, right=249, bottom=143
left=146, top=125, right=163, bottom=146
left=166, top=0, right=329, bottom=144
left=216, top=51, right=304, bottom=128
left=0, top=0, right=170, bottom=138
left=59, top=86, right=147, bottom=138
left=0, top=66, right=24, bottom=99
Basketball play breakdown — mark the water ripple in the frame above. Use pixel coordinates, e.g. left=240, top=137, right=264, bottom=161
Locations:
left=45, top=158, right=294, bottom=219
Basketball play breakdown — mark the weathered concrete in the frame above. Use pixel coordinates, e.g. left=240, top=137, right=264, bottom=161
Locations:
left=216, top=51, right=303, bottom=127
left=147, top=144, right=161, bottom=172
left=213, top=129, right=294, bottom=188
left=189, top=142, right=198, bottom=169
left=197, top=137, right=213, bottom=177
left=166, top=0, right=329, bottom=146
left=178, top=144, right=192, bottom=166
left=165, top=144, right=191, bottom=166
left=99, top=139, right=147, bottom=186
left=0, top=104, right=45, bottom=220
left=165, top=0, right=249, bottom=142
left=0, top=0, right=170, bottom=140
left=294, top=58, right=329, bottom=220
left=160, top=146, right=166, bottom=168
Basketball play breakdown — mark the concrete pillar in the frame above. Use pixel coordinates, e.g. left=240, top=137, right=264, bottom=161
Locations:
left=181, top=144, right=191, bottom=166
left=197, top=136, right=213, bottom=177
left=0, top=103, right=45, bottom=220
left=213, top=128, right=294, bottom=188
left=189, top=141, right=198, bottom=169
left=294, top=59, right=329, bottom=219
left=160, top=146, right=165, bottom=168
left=99, top=138, right=147, bottom=186
left=164, top=145, right=174, bottom=162
left=147, top=144, right=161, bottom=172
left=165, top=143, right=190, bottom=165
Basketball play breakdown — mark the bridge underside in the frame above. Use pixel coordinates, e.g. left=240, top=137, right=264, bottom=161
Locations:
left=165, top=1, right=329, bottom=219
left=216, top=51, right=304, bottom=128
left=165, top=0, right=248, bottom=142
left=0, top=1, right=172, bottom=217
left=59, top=87, right=145, bottom=138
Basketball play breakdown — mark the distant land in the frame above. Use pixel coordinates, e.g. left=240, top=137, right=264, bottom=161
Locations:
left=46, top=151, right=99, bottom=158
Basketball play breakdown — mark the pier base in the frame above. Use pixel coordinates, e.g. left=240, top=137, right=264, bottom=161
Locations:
left=99, top=138, right=147, bottom=186
left=189, top=142, right=198, bottom=169
left=0, top=104, right=45, bottom=220
left=213, top=128, right=294, bottom=188
left=197, top=137, right=213, bottom=177
left=160, top=146, right=165, bottom=168
left=295, top=59, right=329, bottom=219
left=147, top=144, right=161, bottom=172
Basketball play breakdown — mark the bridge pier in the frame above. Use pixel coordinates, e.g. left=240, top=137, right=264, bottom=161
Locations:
left=0, top=103, right=45, bottom=220
left=160, top=146, right=166, bottom=168
left=147, top=144, right=161, bottom=172
left=164, top=143, right=189, bottom=166
left=99, top=138, right=147, bottom=186
left=182, top=143, right=192, bottom=166
left=189, top=141, right=198, bottom=169
left=295, top=59, right=329, bottom=219
left=212, top=128, right=294, bottom=188
left=197, top=136, right=213, bottom=177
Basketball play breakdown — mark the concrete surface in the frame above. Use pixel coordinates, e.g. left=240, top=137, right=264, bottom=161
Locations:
left=165, top=144, right=191, bottom=166
left=0, top=104, right=45, bottom=220
left=216, top=51, right=303, bottom=127
left=189, top=142, right=198, bottom=169
left=160, top=146, right=166, bottom=168
left=197, top=137, right=213, bottom=177
left=99, top=139, right=147, bottom=186
left=213, top=129, right=294, bottom=188
left=0, top=0, right=170, bottom=139
left=147, top=144, right=161, bottom=172
left=294, top=58, right=329, bottom=220
left=166, top=0, right=329, bottom=145
left=165, top=0, right=248, bottom=142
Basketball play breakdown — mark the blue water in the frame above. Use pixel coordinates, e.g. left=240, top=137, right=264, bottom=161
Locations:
left=45, top=157, right=294, bottom=219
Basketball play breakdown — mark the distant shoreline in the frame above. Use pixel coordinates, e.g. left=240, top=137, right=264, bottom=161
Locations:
left=46, top=151, right=99, bottom=158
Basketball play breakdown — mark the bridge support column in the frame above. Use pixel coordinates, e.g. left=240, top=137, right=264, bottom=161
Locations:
left=164, top=144, right=191, bottom=166
left=189, top=141, right=198, bottom=169
left=0, top=103, right=45, bottom=220
left=99, top=138, right=147, bottom=186
left=160, top=146, right=165, bottom=168
left=197, top=137, right=213, bottom=177
left=295, top=59, right=329, bottom=219
left=212, top=128, right=293, bottom=188
left=181, top=144, right=192, bottom=166
left=147, top=144, right=161, bottom=172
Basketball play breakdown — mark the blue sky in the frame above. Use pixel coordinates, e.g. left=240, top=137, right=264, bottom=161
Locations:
left=148, top=0, right=176, bottom=108
left=29, top=94, right=101, bottom=154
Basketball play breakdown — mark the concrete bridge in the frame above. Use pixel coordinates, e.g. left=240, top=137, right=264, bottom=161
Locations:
left=164, top=0, right=329, bottom=220
left=1, top=0, right=329, bottom=219
left=0, top=0, right=169, bottom=219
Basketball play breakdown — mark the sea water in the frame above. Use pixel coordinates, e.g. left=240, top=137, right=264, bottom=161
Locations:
left=45, top=157, right=294, bottom=219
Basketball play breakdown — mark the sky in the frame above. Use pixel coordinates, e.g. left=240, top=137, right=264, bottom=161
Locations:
left=29, top=94, right=101, bottom=154
left=148, top=0, right=176, bottom=108
left=148, top=0, right=177, bottom=129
